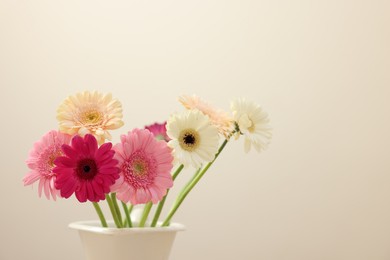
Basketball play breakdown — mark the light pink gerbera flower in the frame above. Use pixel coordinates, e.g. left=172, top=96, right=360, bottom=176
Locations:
left=179, top=94, right=234, bottom=138
left=112, top=129, right=174, bottom=205
left=53, top=134, right=120, bottom=203
left=145, top=122, right=170, bottom=142
left=23, top=130, right=71, bottom=200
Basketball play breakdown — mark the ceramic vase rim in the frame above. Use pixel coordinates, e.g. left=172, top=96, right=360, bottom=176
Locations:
left=69, top=220, right=186, bottom=235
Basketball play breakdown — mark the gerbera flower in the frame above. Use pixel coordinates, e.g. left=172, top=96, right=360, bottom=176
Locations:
left=231, top=98, right=272, bottom=153
left=145, top=122, right=170, bottom=142
left=56, top=91, right=124, bottom=144
left=166, top=109, right=219, bottom=168
left=23, top=130, right=71, bottom=200
left=53, top=134, right=120, bottom=203
left=111, top=129, right=174, bottom=205
left=179, top=94, right=233, bottom=138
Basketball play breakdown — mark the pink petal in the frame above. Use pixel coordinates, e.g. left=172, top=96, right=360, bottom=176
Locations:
left=71, top=135, right=85, bottom=153
left=95, top=143, right=112, bottom=161
left=23, top=171, right=41, bottom=186
left=154, top=176, right=173, bottom=188
left=98, top=158, right=118, bottom=169
left=53, top=168, right=74, bottom=178
left=135, top=189, right=149, bottom=204
left=92, top=181, right=104, bottom=198
left=85, top=134, right=98, bottom=156
left=75, top=185, right=87, bottom=202
left=44, top=179, right=51, bottom=200
left=86, top=182, right=96, bottom=202
left=49, top=178, right=58, bottom=201
left=61, top=145, right=79, bottom=161
left=58, top=179, right=77, bottom=198
left=148, top=187, right=160, bottom=203
left=113, top=143, right=126, bottom=160
left=110, top=175, right=124, bottom=192
left=54, top=156, right=76, bottom=168
left=117, top=189, right=131, bottom=203
left=38, top=179, right=44, bottom=198
left=123, top=142, right=132, bottom=158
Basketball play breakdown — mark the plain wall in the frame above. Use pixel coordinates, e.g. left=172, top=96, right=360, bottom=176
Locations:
left=1, top=1, right=390, bottom=260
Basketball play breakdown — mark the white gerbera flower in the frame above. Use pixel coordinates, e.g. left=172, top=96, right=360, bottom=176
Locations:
left=166, top=109, right=219, bottom=168
left=179, top=95, right=234, bottom=138
left=231, top=98, right=272, bottom=153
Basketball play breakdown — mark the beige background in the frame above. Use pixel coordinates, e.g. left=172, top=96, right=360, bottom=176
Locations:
left=1, top=1, right=390, bottom=259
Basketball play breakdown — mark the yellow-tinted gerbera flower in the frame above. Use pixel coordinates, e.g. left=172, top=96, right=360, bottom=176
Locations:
left=57, top=91, right=124, bottom=144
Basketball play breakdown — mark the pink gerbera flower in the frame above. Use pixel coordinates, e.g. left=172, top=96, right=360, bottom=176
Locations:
left=53, top=134, right=120, bottom=203
left=23, top=130, right=72, bottom=200
left=145, top=122, right=170, bottom=142
left=112, top=129, right=174, bottom=205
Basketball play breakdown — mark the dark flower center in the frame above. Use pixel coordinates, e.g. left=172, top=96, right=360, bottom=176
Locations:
left=77, top=159, right=98, bottom=180
left=179, top=129, right=200, bottom=151
left=183, top=134, right=195, bottom=144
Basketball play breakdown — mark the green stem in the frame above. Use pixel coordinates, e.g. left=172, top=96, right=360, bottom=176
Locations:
left=151, top=164, right=184, bottom=227
left=139, top=202, right=153, bottom=227
left=105, top=194, right=122, bottom=228
left=122, top=202, right=132, bottom=228
left=177, top=167, right=201, bottom=201
left=162, top=139, right=229, bottom=227
left=123, top=204, right=134, bottom=227
left=128, top=204, right=134, bottom=215
left=111, top=193, right=122, bottom=224
left=92, top=202, right=108, bottom=228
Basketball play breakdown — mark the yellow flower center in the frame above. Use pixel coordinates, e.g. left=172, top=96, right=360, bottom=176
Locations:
left=133, top=161, right=146, bottom=176
left=47, top=154, right=57, bottom=167
left=81, top=109, right=103, bottom=125
left=179, top=129, right=200, bottom=151
left=132, top=159, right=148, bottom=177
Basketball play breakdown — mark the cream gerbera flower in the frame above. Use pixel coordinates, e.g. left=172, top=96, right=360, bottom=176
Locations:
left=167, top=109, right=219, bottom=168
left=179, top=95, right=233, bottom=138
left=57, top=91, right=124, bottom=144
left=231, top=98, right=272, bottom=153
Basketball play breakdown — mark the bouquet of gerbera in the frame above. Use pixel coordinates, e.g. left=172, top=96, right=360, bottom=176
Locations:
left=23, top=91, right=271, bottom=228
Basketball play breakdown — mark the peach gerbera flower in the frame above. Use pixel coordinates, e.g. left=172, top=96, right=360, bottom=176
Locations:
left=57, top=91, right=124, bottom=144
left=179, top=94, right=233, bottom=138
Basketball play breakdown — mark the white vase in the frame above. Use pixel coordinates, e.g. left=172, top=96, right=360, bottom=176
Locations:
left=69, top=220, right=185, bottom=260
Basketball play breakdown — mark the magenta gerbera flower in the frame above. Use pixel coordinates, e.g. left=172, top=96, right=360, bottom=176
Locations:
left=145, top=122, right=170, bottom=142
left=53, top=134, right=120, bottom=203
left=112, top=128, right=174, bottom=205
left=23, top=130, right=72, bottom=200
